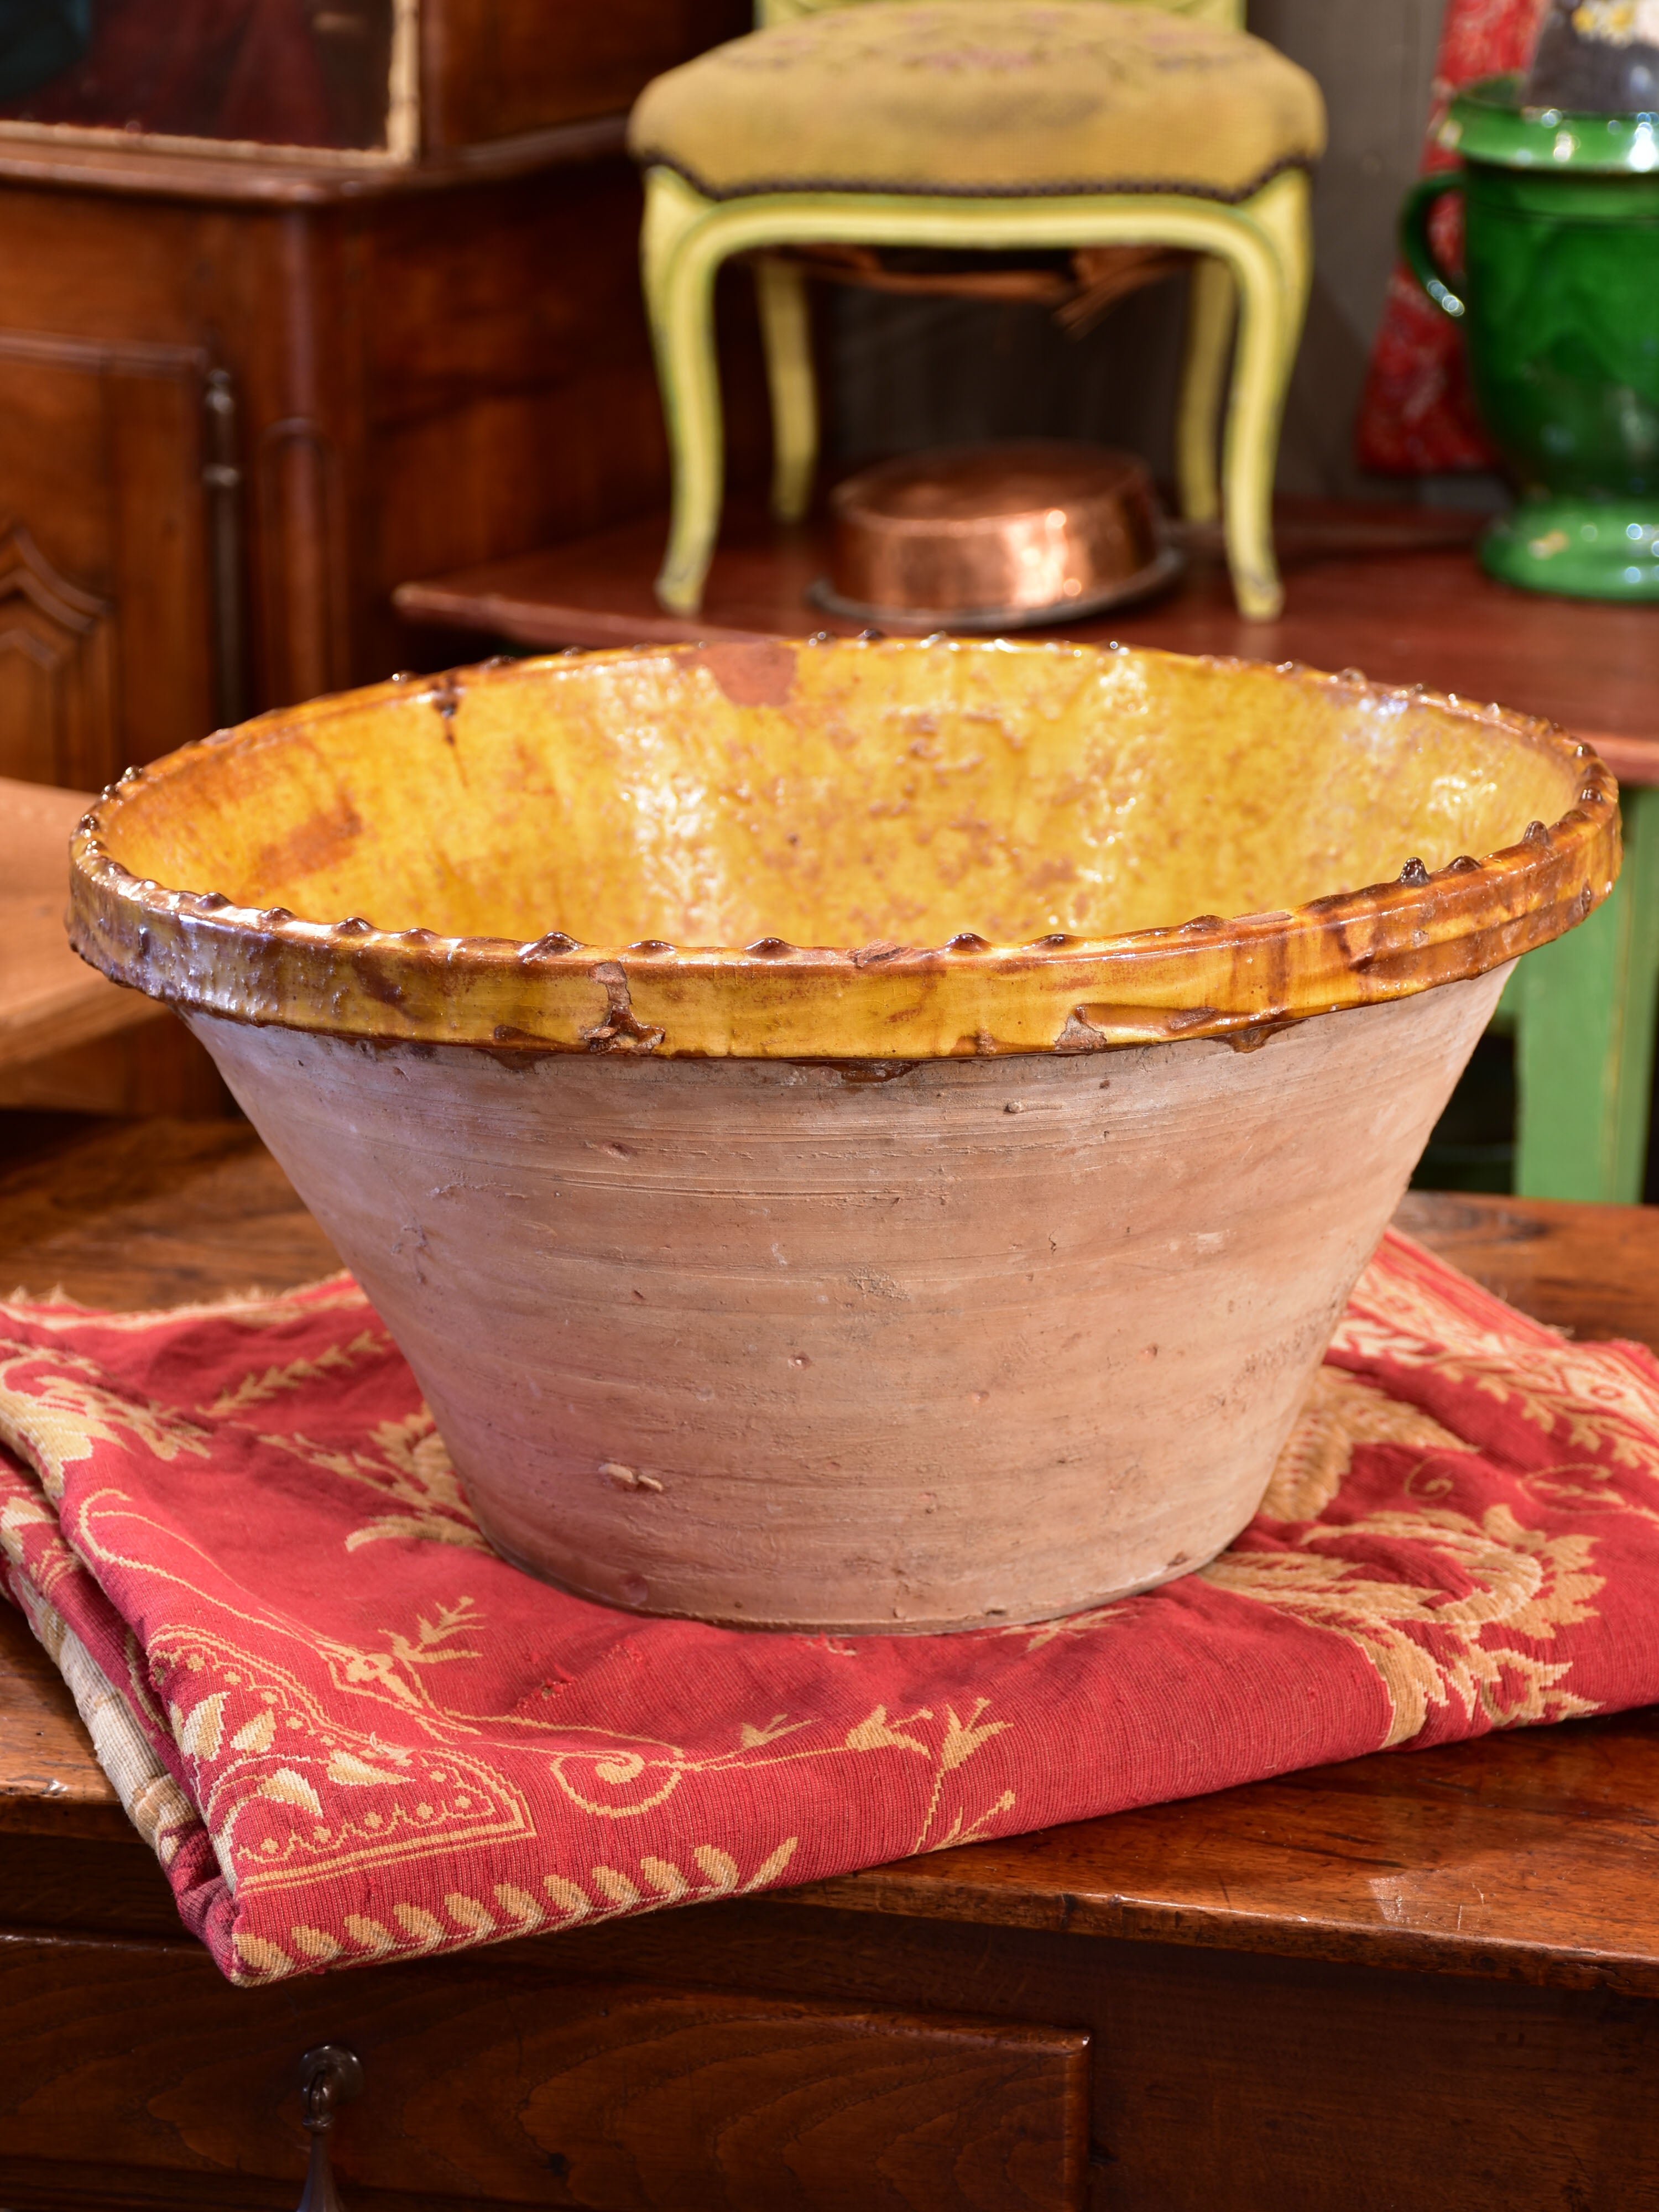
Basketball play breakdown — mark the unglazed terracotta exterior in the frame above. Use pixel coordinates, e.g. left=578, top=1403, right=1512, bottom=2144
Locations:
left=189, top=977, right=1502, bottom=1629
left=67, top=640, right=1618, bottom=1630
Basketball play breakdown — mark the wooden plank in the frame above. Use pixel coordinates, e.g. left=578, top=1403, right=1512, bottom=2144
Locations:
left=595, top=1902, right=1659, bottom=2212
left=794, top=1704, right=1659, bottom=1995
left=2, top=1904, right=1653, bottom=2212
left=0, top=778, right=163, bottom=1072
left=0, top=1117, right=338, bottom=1312
left=0, top=1606, right=124, bottom=1839
left=103, top=354, right=216, bottom=775
left=0, top=1020, right=229, bottom=1117
left=1392, top=1187, right=1659, bottom=1349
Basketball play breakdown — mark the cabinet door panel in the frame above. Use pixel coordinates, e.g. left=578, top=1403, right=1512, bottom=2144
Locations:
left=0, top=520, right=112, bottom=788
left=0, top=333, right=217, bottom=787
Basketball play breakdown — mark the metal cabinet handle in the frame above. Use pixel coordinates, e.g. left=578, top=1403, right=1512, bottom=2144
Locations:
left=296, top=2043, right=364, bottom=2212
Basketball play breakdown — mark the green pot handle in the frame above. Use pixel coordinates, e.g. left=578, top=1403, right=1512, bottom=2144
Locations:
left=1400, top=171, right=1467, bottom=319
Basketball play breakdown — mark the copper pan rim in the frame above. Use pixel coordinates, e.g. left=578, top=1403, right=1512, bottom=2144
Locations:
left=806, top=540, right=1184, bottom=633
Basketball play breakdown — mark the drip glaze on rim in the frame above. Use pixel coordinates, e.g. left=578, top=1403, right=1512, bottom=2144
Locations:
left=67, top=637, right=1619, bottom=1061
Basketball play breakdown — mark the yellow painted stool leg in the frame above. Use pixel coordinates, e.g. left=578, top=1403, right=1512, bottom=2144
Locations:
left=1213, top=215, right=1288, bottom=621
left=642, top=169, right=731, bottom=617
left=1215, top=171, right=1311, bottom=622
left=1175, top=257, right=1234, bottom=527
left=754, top=255, right=820, bottom=525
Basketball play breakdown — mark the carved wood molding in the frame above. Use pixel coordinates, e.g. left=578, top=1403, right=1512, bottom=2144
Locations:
left=0, top=335, right=234, bottom=771
left=0, top=519, right=116, bottom=787
left=0, top=327, right=207, bottom=380
left=0, top=518, right=109, bottom=635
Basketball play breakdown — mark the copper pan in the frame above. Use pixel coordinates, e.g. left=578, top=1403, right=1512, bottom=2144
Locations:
left=811, top=440, right=1181, bottom=632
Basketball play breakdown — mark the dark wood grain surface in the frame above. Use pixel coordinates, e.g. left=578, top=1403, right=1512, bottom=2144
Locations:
left=420, top=0, right=749, bottom=150
left=1392, top=1186, right=1659, bottom=1349
left=0, top=1605, right=125, bottom=1839
left=3, top=1897, right=1656, bottom=2212
left=0, top=1113, right=338, bottom=1311
left=0, top=1944, right=1088, bottom=2212
left=0, top=1113, right=1656, bottom=2002
left=394, top=502, right=1659, bottom=784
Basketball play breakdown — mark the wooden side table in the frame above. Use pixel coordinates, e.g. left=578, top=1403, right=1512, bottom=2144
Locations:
left=0, top=1114, right=1656, bottom=2211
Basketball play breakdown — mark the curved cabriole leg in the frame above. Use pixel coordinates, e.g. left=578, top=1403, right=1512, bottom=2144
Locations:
left=1175, top=254, right=1234, bottom=527
left=754, top=254, right=820, bottom=524
left=638, top=174, right=1310, bottom=620
left=642, top=168, right=731, bottom=617
left=1215, top=170, right=1312, bottom=622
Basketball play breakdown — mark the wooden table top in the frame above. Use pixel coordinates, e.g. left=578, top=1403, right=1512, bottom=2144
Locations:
left=395, top=500, right=1659, bottom=788
left=3, top=1114, right=1658, bottom=1999
left=0, top=778, right=161, bottom=1073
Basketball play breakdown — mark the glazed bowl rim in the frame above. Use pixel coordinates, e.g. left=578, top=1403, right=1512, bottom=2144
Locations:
left=67, top=637, right=1620, bottom=1061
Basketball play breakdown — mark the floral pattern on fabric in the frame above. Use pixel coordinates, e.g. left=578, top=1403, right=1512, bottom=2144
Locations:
left=1, top=1230, right=1656, bottom=1987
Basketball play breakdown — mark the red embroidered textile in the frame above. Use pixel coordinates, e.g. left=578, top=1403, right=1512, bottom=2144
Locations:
left=1356, top=0, right=1550, bottom=473
left=1, top=1229, right=1656, bottom=1987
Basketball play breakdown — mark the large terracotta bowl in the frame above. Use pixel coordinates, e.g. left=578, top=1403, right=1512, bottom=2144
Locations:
left=69, top=641, right=1618, bottom=1632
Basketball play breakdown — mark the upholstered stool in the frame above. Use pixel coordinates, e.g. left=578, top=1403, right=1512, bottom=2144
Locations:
left=629, top=0, right=1324, bottom=619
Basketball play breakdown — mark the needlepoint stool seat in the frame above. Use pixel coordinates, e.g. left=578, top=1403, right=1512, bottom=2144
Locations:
left=629, top=0, right=1324, bottom=620
left=633, top=2, right=1322, bottom=200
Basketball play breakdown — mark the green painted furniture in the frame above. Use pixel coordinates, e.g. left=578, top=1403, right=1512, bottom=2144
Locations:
left=628, top=0, right=1324, bottom=619
left=1400, top=77, right=1659, bottom=1197
left=1506, top=781, right=1659, bottom=1202
left=1403, top=76, right=1659, bottom=602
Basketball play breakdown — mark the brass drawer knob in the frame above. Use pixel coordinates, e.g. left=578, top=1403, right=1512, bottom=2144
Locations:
left=296, top=2044, right=363, bottom=2212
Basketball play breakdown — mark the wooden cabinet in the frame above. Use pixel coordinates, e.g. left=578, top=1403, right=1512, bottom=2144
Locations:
left=0, top=336, right=215, bottom=788
left=0, top=152, right=650, bottom=792
left=0, top=2, right=748, bottom=795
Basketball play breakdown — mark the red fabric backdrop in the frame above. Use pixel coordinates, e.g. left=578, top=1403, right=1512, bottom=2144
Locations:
left=1356, top=0, right=1551, bottom=473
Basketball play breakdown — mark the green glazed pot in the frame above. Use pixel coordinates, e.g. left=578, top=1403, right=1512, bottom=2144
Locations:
left=1402, top=75, right=1659, bottom=599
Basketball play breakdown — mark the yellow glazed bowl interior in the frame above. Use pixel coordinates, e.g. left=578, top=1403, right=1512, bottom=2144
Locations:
left=70, top=639, right=1618, bottom=1058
